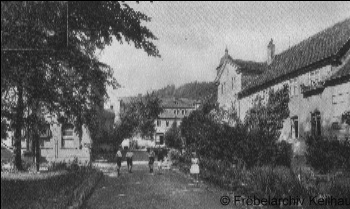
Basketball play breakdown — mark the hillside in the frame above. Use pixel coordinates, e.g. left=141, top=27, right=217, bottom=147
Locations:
left=151, top=81, right=217, bottom=103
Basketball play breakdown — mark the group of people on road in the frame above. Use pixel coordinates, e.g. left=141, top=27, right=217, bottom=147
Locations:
left=115, top=146, right=134, bottom=176
left=115, top=146, right=200, bottom=185
left=148, top=147, right=167, bottom=173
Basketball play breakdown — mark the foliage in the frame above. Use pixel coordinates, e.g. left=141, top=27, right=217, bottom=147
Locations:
left=180, top=85, right=291, bottom=168
left=1, top=1, right=160, bottom=170
left=244, top=84, right=290, bottom=141
left=168, top=148, right=181, bottom=164
left=242, top=84, right=291, bottom=167
left=210, top=105, right=239, bottom=127
left=1, top=120, right=8, bottom=139
left=116, top=93, right=163, bottom=141
left=305, top=135, right=350, bottom=173
left=164, top=122, right=182, bottom=150
left=275, top=140, right=293, bottom=167
left=246, top=166, right=307, bottom=198
left=1, top=168, right=97, bottom=209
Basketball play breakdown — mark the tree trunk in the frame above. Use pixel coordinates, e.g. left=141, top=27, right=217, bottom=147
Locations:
left=13, top=82, right=24, bottom=170
left=33, top=101, right=41, bottom=172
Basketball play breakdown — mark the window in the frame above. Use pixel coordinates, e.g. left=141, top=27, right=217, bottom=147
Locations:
left=331, top=122, right=341, bottom=130
left=291, top=116, right=298, bottom=139
left=62, top=124, right=74, bottom=137
left=166, top=121, right=169, bottom=127
left=174, top=109, right=176, bottom=114
left=159, top=135, right=164, bottom=145
left=232, top=77, right=234, bottom=89
left=40, top=124, right=52, bottom=147
left=290, top=78, right=299, bottom=97
left=309, top=70, right=321, bottom=86
left=173, top=121, right=177, bottom=127
left=157, top=120, right=161, bottom=127
left=311, top=111, right=321, bottom=137
left=332, top=92, right=348, bottom=105
left=62, top=124, right=74, bottom=148
left=182, top=110, right=185, bottom=115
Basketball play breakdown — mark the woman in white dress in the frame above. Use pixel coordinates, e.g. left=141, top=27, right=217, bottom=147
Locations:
left=190, top=152, right=200, bottom=185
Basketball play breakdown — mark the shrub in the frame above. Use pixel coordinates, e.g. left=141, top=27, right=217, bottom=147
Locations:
left=168, top=149, right=181, bottom=164
left=246, top=166, right=307, bottom=199
left=275, top=141, right=293, bottom=167
left=329, top=174, right=350, bottom=199
left=306, top=135, right=350, bottom=173
left=49, top=161, right=67, bottom=171
left=165, top=123, right=182, bottom=150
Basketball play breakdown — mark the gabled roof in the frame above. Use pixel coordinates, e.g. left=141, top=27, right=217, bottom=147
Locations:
left=160, top=97, right=198, bottom=108
left=214, top=18, right=350, bottom=97
left=214, top=55, right=266, bottom=83
left=239, top=18, right=350, bottom=96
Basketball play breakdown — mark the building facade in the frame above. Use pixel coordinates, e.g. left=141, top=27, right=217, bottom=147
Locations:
left=215, top=19, right=350, bottom=154
left=155, top=98, right=200, bottom=146
left=1, top=106, right=116, bottom=163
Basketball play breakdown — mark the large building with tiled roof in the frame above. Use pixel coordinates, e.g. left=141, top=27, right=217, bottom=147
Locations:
left=154, top=98, right=200, bottom=146
left=215, top=18, right=350, bottom=154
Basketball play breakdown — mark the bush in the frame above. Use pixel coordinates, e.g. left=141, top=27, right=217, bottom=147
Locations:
left=329, top=174, right=350, bottom=199
left=275, top=141, right=293, bottom=167
left=1, top=168, right=99, bottom=209
left=306, top=135, right=350, bottom=173
left=246, top=166, right=307, bottom=198
left=165, top=122, right=182, bottom=150
left=168, top=149, right=181, bottom=164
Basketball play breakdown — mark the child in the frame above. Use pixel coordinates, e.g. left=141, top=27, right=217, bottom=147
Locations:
left=190, top=152, right=200, bottom=186
left=115, top=147, right=123, bottom=176
left=125, top=147, right=133, bottom=173
left=157, top=148, right=164, bottom=171
left=148, top=148, right=155, bottom=173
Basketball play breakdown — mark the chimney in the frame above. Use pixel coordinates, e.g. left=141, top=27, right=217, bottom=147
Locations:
left=267, top=39, right=275, bottom=65
left=225, top=47, right=228, bottom=56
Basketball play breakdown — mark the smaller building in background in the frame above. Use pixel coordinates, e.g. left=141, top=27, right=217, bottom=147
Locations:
left=155, top=98, right=200, bottom=146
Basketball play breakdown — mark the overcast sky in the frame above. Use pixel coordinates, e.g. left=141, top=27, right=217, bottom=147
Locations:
left=97, top=1, right=350, bottom=106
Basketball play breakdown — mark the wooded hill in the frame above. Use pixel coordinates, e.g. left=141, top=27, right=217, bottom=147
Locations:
left=151, top=81, right=217, bottom=103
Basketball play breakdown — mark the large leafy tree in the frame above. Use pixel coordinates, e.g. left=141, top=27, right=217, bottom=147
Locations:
left=116, top=93, right=163, bottom=142
left=165, top=122, right=182, bottom=150
left=1, top=1, right=160, bottom=170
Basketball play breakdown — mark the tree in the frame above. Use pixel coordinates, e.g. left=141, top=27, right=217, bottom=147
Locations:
left=342, top=111, right=350, bottom=125
left=1, top=1, right=160, bottom=170
left=242, top=84, right=291, bottom=167
left=1, top=120, right=8, bottom=140
left=116, top=93, right=163, bottom=143
left=165, top=122, right=182, bottom=150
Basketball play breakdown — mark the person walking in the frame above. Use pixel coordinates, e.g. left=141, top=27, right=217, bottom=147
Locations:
left=148, top=147, right=155, bottom=173
left=115, top=147, right=123, bottom=176
left=125, top=147, right=134, bottom=173
left=157, top=147, right=164, bottom=172
left=190, top=151, right=200, bottom=186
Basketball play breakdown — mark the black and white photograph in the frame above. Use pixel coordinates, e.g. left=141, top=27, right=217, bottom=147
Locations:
left=1, top=1, right=350, bottom=209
